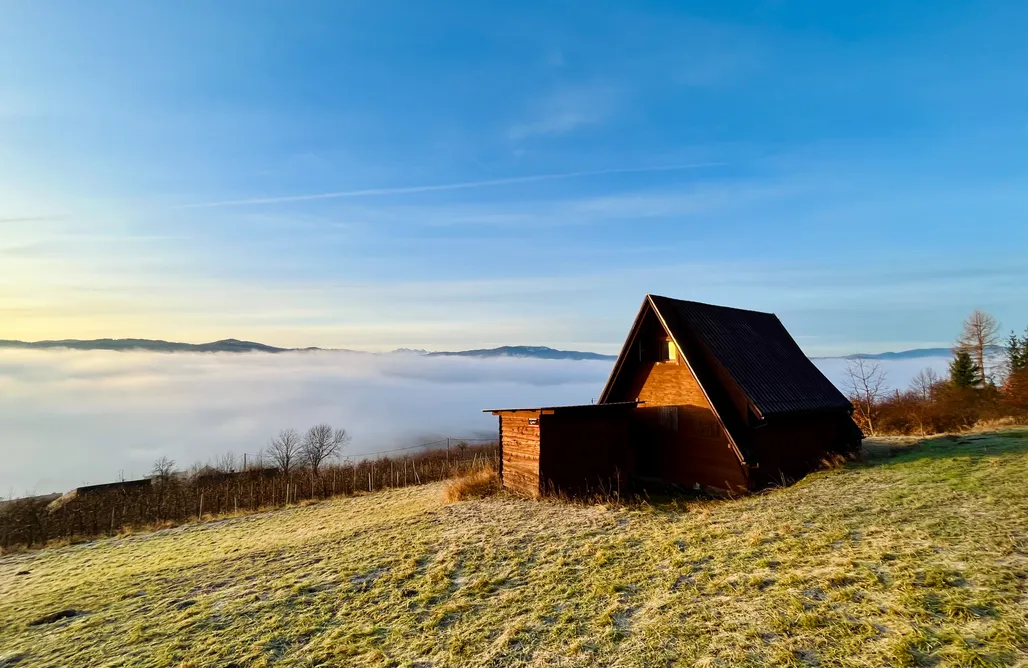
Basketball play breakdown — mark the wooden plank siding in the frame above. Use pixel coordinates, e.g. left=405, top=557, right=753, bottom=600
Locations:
left=632, top=361, right=710, bottom=408
left=499, top=413, right=542, bottom=497
left=614, top=355, right=749, bottom=491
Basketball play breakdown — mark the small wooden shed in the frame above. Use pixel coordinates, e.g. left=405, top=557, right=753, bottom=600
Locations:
left=485, top=402, right=639, bottom=497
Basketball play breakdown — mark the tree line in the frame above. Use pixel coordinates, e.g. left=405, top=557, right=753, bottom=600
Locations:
left=155, top=423, right=354, bottom=483
left=846, top=309, right=1028, bottom=436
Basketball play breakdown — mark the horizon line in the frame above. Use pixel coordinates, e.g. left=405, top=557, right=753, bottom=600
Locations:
left=0, top=336, right=963, bottom=359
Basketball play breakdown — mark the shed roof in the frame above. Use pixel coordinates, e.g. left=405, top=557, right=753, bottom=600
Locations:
left=484, top=401, right=640, bottom=415
left=602, top=295, right=851, bottom=418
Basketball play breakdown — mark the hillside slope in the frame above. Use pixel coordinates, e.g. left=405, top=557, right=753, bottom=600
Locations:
left=2, top=432, right=1027, bottom=667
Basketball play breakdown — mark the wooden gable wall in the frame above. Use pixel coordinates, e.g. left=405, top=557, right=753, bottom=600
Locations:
left=603, top=305, right=749, bottom=491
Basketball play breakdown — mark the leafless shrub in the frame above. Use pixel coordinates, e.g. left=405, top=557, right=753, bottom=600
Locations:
left=910, top=367, right=941, bottom=402
left=845, top=359, right=888, bottom=436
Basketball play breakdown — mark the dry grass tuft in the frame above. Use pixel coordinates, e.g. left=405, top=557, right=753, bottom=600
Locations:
left=818, top=452, right=852, bottom=470
left=442, top=466, right=500, bottom=502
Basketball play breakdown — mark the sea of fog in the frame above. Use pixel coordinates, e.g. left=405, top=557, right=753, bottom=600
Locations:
left=0, top=350, right=952, bottom=496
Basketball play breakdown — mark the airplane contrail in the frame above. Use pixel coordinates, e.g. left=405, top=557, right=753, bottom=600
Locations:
left=176, top=162, right=724, bottom=209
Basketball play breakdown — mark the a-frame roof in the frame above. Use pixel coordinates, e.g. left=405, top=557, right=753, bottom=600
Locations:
left=600, top=295, right=852, bottom=418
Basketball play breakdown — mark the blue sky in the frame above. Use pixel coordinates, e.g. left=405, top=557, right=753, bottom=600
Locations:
left=1, top=0, right=1027, bottom=355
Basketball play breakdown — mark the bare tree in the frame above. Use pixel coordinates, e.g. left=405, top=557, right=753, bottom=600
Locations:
left=845, top=358, right=889, bottom=437
left=214, top=451, right=238, bottom=473
left=267, top=429, right=302, bottom=475
left=909, top=367, right=941, bottom=402
left=301, top=424, right=351, bottom=476
left=956, top=309, right=1000, bottom=385
left=150, top=456, right=176, bottom=481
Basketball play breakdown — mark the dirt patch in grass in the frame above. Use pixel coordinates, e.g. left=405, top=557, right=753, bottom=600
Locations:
left=27, top=609, right=86, bottom=627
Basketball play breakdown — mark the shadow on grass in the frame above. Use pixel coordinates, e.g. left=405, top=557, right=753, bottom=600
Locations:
left=859, top=428, right=1028, bottom=468
left=644, top=428, right=1028, bottom=507
left=543, top=429, right=1028, bottom=509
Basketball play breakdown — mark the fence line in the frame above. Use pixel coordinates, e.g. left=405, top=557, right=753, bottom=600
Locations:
left=230, top=436, right=496, bottom=472
left=0, top=442, right=499, bottom=551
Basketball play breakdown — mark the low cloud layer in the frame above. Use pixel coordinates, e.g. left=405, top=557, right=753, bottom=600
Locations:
left=0, top=350, right=611, bottom=495
left=0, top=350, right=951, bottom=495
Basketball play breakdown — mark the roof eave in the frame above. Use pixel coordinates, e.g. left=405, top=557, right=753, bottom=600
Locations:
left=597, top=296, right=653, bottom=404
left=484, top=401, right=641, bottom=414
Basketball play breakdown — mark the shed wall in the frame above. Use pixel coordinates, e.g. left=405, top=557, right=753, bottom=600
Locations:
left=499, top=412, right=542, bottom=496
left=538, top=410, right=633, bottom=495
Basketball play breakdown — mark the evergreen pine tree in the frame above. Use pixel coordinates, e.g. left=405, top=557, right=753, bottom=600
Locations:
left=950, top=350, right=982, bottom=388
left=1010, top=329, right=1028, bottom=374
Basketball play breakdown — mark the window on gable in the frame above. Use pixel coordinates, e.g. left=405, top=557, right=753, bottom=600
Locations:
left=657, top=338, right=677, bottom=363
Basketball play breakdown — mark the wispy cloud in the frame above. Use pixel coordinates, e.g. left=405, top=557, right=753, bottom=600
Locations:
left=507, top=111, right=595, bottom=140
left=173, top=163, right=724, bottom=209
left=507, top=84, right=619, bottom=140
left=0, top=215, right=66, bottom=224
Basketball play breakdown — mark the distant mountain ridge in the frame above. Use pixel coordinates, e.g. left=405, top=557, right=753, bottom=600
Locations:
left=823, top=344, right=1005, bottom=361
left=0, top=338, right=288, bottom=353
left=0, top=338, right=994, bottom=361
left=426, top=345, right=616, bottom=361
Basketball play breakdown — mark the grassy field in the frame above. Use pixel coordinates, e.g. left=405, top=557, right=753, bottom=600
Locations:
left=2, top=431, right=1027, bottom=667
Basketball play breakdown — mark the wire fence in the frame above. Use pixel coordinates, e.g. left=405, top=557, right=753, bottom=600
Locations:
left=0, top=440, right=498, bottom=551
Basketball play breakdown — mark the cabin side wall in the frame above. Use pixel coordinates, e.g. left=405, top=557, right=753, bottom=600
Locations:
left=749, top=413, right=861, bottom=486
left=499, top=411, right=542, bottom=497
left=538, top=410, right=633, bottom=495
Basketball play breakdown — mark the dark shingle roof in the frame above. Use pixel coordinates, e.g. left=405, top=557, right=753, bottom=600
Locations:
left=649, top=295, right=852, bottom=417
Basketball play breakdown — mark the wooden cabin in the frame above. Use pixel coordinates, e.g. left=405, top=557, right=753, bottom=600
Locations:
left=600, top=295, right=861, bottom=492
left=487, top=294, right=862, bottom=496
left=485, top=402, right=638, bottom=497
